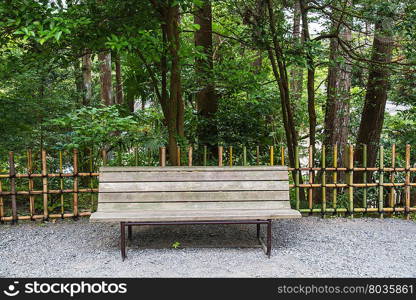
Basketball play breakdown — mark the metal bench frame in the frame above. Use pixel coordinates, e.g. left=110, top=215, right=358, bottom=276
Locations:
left=120, top=219, right=272, bottom=261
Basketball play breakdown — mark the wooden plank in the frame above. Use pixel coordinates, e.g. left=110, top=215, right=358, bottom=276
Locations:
left=99, top=166, right=288, bottom=172
left=90, top=208, right=301, bottom=222
left=100, top=170, right=288, bottom=182
left=100, top=181, right=289, bottom=193
left=98, top=201, right=291, bottom=211
left=98, top=190, right=290, bottom=203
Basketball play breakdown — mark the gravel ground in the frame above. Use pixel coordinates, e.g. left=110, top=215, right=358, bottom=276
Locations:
left=1, top=216, right=415, bottom=277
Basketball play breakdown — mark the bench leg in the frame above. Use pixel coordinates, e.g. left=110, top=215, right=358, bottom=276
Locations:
left=266, top=219, right=272, bottom=258
left=120, top=222, right=126, bottom=261
left=256, top=223, right=260, bottom=239
left=128, top=225, right=132, bottom=241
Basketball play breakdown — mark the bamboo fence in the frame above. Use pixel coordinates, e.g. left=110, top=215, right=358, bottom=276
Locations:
left=1, top=144, right=415, bottom=224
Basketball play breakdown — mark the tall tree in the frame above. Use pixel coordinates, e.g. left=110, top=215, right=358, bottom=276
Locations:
left=194, top=0, right=218, bottom=147
left=99, top=51, right=113, bottom=106
left=355, top=10, right=394, bottom=169
left=82, top=52, right=92, bottom=106
left=289, top=0, right=303, bottom=107
left=115, top=53, right=124, bottom=105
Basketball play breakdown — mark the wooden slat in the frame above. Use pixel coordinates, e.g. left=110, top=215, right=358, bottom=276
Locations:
left=100, top=166, right=287, bottom=172
left=100, top=170, right=288, bottom=182
left=98, top=201, right=290, bottom=211
left=98, top=190, right=289, bottom=203
left=90, top=209, right=301, bottom=222
left=100, top=181, right=289, bottom=193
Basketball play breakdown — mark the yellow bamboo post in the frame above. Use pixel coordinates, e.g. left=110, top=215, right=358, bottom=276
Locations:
left=256, top=146, right=260, bottom=165
left=405, top=144, right=410, bottom=220
left=160, top=147, right=166, bottom=167
left=270, top=146, right=274, bottom=166
left=27, top=149, right=35, bottom=218
left=0, top=180, right=3, bottom=223
left=188, top=146, right=193, bottom=166
left=322, top=145, right=326, bottom=217
left=59, top=150, right=64, bottom=217
left=177, top=145, right=181, bottom=166
left=9, top=152, right=17, bottom=224
left=280, top=146, right=285, bottom=165
left=378, top=146, right=384, bottom=219
left=229, top=146, right=233, bottom=167
left=89, top=148, right=94, bottom=212
left=348, top=144, right=354, bottom=218
left=389, top=144, right=396, bottom=211
left=332, top=144, right=338, bottom=211
left=41, top=149, right=48, bottom=220
left=308, top=145, right=313, bottom=212
left=218, top=146, right=223, bottom=167
left=362, top=144, right=367, bottom=209
left=295, top=147, right=300, bottom=210
left=73, top=149, right=79, bottom=218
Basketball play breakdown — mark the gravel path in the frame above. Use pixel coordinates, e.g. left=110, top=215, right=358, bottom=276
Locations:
left=1, top=217, right=415, bottom=277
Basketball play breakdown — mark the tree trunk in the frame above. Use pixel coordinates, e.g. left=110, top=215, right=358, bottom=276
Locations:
left=289, top=0, right=303, bottom=106
left=98, top=51, right=113, bottom=106
left=195, top=0, right=218, bottom=147
left=355, top=18, right=394, bottom=172
left=115, top=54, right=124, bottom=105
left=81, top=52, right=92, bottom=106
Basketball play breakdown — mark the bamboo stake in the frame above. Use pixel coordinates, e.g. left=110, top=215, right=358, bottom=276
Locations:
left=243, top=146, right=247, bottom=166
left=177, top=146, right=181, bottom=166
left=188, top=146, right=193, bottom=166
left=332, top=144, right=338, bottom=210
left=59, top=150, right=64, bottom=216
left=27, top=149, right=35, bottom=218
left=41, top=150, right=48, bottom=220
left=270, top=146, right=274, bottom=166
left=218, top=146, right=223, bottom=167
left=348, top=144, right=354, bottom=218
left=256, top=146, right=260, bottom=165
left=281, top=146, right=285, bottom=166
left=9, top=152, right=17, bottom=224
left=203, top=146, right=207, bottom=166
left=160, top=147, right=166, bottom=167
left=308, top=145, right=313, bottom=211
left=73, top=149, right=79, bottom=218
left=89, top=148, right=94, bottom=212
left=295, top=146, right=300, bottom=210
left=229, top=146, right=233, bottom=167
left=363, top=144, right=367, bottom=209
left=389, top=144, right=396, bottom=210
left=405, top=144, right=410, bottom=220
left=322, top=145, right=326, bottom=217
left=379, top=146, right=384, bottom=219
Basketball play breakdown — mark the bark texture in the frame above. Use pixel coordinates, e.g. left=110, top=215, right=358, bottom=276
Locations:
left=98, top=51, right=113, bottom=106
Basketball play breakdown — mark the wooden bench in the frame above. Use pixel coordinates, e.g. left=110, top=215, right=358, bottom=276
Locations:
left=90, top=166, right=300, bottom=260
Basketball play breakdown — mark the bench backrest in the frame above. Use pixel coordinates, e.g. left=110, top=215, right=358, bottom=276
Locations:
left=97, top=166, right=290, bottom=212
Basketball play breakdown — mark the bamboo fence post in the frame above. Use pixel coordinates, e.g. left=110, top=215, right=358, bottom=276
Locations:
left=134, top=147, right=138, bottom=166
left=270, top=146, right=274, bottom=166
left=378, top=146, right=384, bottom=219
left=308, top=145, right=313, bottom=212
left=188, top=146, right=193, bottom=166
left=203, top=146, right=207, bottom=166
left=256, top=146, right=260, bottom=165
left=160, top=147, right=166, bottom=167
left=362, top=144, right=367, bottom=209
left=405, top=144, right=410, bottom=220
left=73, top=149, right=79, bottom=218
left=41, top=150, right=48, bottom=220
left=281, top=146, right=285, bottom=166
left=389, top=144, right=396, bottom=210
left=229, top=146, right=233, bottom=167
left=89, top=148, right=94, bottom=212
left=102, top=149, right=107, bottom=166
left=27, top=149, right=35, bottom=218
left=218, top=146, right=223, bottom=167
left=59, top=150, right=64, bottom=217
left=243, top=146, right=247, bottom=166
left=295, top=146, right=300, bottom=210
left=177, top=146, right=181, bottom=166
left=348, top=144, right=354, bottom=218
left=322, top=145, right=326, bottom=217
left=9, top=152, right=17, bottom=224
left=0, top=180, right=3, bottom=223
left=332, top=144, right=338, bottom=211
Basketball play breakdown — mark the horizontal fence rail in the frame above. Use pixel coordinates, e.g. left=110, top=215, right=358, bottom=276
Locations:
left=0, top=144, right=415, bottom=224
